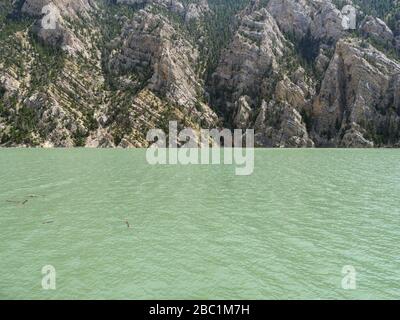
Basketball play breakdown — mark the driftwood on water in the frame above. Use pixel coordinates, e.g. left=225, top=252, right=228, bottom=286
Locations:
left=6, top=199, right=28, bottom=205
left=5, top=194, right=45, bottom=205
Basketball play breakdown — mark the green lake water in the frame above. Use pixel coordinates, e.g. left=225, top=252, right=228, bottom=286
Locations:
left=0, top=149, right=399, bottom=299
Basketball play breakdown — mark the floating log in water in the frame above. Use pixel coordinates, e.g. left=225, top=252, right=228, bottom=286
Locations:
left=6, top=199, right=28, bottom=205
left=6, top=194, right=45, bottom=205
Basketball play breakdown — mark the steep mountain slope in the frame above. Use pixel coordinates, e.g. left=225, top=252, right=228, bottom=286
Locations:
left=0, top=0, right=219, bottom=147
left=0, top=0, right=399, bottom=147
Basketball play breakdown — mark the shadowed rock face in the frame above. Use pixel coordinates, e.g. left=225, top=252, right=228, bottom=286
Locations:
left=360, top=16, right=395, bottom=47
left=313, top=39, right=400, bottom=147
left=212, top=7, right=286, bottom=115
left=1, top=0, right=400, bottom=147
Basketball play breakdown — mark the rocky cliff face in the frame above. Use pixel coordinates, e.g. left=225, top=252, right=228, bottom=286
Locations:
left=22, top=0, right=96, bottom=56
left=211, top=4, right=315, bottom=147
left=212, top=7, right=287, bottom=116
left=313, top=38, right=400, bottom=147
left=267, top=0, right=345, bottom=41
left=108, top=9, right=206, bottom=110
left=116, top=0, right=210, bottom=22
left=1, top=0, right=400, bottom=147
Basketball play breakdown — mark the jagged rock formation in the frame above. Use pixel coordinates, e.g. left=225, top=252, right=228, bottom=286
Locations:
left=22, top=0, right=96, bottom=56
left=212, top=7, right=287, bottom=116
left=360, top=15, right=394, bottom=46
left=211, top=4, right=316, bottom=147
left=109, top=9, right=207, bottom=110
left=116, top=0, right=210, bottom=21
left=185, top=0, right=210, bottom=22
left=1, top=0, right=400, bottom=147
left=21, top=0, right=94, bottom=16
left=313, top=38, right=400, bottom=147
left=254, top=100, right=314, bottom=148
left=267, top=0, right=345, bottom=41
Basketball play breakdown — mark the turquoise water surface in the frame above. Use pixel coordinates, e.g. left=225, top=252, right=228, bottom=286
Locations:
left=0, top=149, right=399, bottom=299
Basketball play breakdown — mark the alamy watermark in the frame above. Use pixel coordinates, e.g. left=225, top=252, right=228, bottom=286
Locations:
left=146, top=121, right=254, bottom=176
left=41, top=3, right=61, bottom=30
left=341, top=265, right=357, bottom=290
left=341, top=5, right=357, bottom=30
left=41, top=265, right=56, bottom=290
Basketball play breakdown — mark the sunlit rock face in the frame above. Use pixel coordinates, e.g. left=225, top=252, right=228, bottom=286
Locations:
left=267, top=0, right=345, bottom=41
left=20, top=0, right=96, bottom=56
left=116, top=0, right=209, bottom=22
left=108, top=8, right=217, bottom=125
left=21, top=0, right=95, bottom=17
left=254, top=100, right=315, bottom=148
